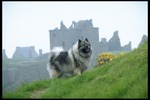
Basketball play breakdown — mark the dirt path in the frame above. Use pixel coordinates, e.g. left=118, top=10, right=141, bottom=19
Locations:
left=30, top=88, right=48, bottom=98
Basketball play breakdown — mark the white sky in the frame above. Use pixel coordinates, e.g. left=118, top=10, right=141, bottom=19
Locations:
left=2, top=1, right=148, bottom=58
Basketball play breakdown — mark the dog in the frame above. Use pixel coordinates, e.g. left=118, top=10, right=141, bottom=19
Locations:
left=47, top=38, right=93, bottom=78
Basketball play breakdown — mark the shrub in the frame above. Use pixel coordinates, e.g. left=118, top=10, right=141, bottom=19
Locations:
left=97, top=52, right=125, bottom=66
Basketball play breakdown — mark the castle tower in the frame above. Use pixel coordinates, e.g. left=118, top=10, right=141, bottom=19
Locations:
left=39, top=49, right=43, bottom=56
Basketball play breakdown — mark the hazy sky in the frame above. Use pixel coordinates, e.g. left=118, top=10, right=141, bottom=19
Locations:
left=2, top=1, right=148, bottom=58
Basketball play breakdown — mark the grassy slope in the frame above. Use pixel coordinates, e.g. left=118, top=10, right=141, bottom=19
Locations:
left=3, top=41, right=148, bottom=98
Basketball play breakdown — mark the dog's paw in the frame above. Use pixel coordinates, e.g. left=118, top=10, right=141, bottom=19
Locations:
left=62, top=73, right=73, bottom=78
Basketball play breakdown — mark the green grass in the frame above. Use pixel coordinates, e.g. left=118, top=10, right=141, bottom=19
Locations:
left=3, top=41, right=148, bottom=98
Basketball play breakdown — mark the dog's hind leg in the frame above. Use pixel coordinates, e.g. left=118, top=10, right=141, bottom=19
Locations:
left=51, top=69, right=62, bottom=78
left=53, top=60, right=64, bottom=73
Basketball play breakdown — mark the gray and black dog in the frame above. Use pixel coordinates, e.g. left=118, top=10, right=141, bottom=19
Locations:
left=47, top=38, right=93, bottom=78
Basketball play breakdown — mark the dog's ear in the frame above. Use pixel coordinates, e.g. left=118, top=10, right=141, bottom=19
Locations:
left=85, top=38, right=89, bottom=42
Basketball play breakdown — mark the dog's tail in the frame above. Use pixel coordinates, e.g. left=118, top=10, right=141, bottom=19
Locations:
left=51, top=47, right=64, bottom=53
left=47, top=47, right=64, bottom=78
left=48, top=47, right=64, bottom=67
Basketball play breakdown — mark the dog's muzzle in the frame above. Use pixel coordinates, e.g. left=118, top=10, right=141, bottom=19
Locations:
left=82, top=46, right=91, bottom=54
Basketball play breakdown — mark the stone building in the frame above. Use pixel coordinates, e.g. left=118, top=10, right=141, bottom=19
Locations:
left=12, top=46, right=38, bottom=59
left=49, top=19, right=131, bottom=67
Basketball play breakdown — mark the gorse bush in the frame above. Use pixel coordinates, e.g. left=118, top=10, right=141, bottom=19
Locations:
left=97, top=52, right=125, bottom=66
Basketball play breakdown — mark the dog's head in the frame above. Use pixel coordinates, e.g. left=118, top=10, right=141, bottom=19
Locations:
left=78, top=38, right=92, bottom=58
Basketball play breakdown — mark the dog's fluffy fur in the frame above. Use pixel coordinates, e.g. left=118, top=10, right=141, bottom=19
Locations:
left=47, top=38, right=93, bottom=78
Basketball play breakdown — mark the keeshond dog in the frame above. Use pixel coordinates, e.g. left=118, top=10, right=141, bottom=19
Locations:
left=47, top=38, right=93, bottom=78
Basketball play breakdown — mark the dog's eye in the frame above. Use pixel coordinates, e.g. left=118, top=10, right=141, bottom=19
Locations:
left=86, top=44, right=91, bottom=47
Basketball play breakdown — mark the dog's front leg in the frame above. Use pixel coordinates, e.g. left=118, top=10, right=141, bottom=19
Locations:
left=74, top=67, right=82, bottom=75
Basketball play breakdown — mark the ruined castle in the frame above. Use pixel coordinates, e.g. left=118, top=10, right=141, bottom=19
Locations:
left=49, top=19, right=131, bottom=67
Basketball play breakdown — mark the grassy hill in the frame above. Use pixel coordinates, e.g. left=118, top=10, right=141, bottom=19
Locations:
left=3, top=41, right=148, bottom=98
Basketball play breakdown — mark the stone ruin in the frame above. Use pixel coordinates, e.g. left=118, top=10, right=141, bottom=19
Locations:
left=99, top=31, right=131, bottom=53
left=69, top=19, right=93, bottom=29
left=12, top=46, right=38, bottom=59
left=49, top=19, right=132, bottom=67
